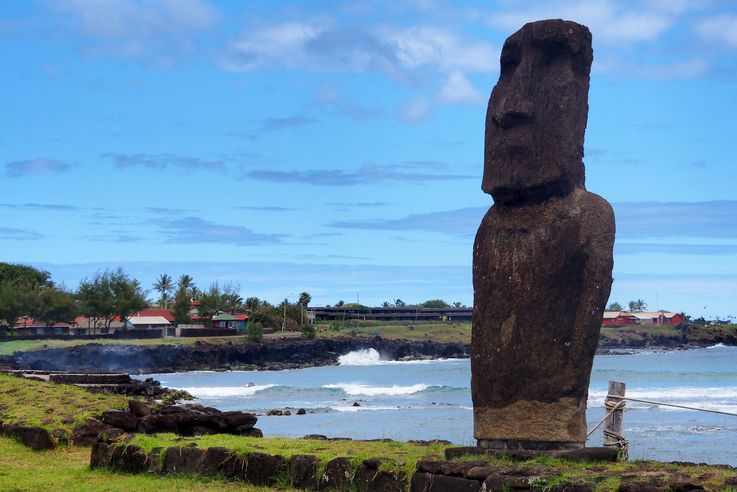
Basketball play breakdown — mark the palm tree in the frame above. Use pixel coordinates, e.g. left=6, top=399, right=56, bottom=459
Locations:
left=298, top=291, right=312, bottom=326
left=628, top=299, right=647, bottom=312
left=177, top=274, right=195, bottom=293
left=153, top=273, right=173, bottom=309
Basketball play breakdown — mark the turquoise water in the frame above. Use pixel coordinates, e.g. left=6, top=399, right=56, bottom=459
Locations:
left=141, top=344, right=737, bottom=465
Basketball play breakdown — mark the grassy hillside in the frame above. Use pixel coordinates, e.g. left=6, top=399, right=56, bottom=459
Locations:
left=0, top=436, right=287, bottom=491
left=0, top=373, right=129, bottom=432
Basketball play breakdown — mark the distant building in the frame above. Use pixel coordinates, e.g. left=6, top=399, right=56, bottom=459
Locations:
left=602, top=311, right=684, bottom=327
left=309, top=306, right=472, bottom=323
left=211, top=312, right=248, bottom=330
left=126, top=316, right=171, bottom=331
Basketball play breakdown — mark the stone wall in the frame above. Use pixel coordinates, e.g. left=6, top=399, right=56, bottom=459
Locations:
left=91, top=442, right=407, bottom=491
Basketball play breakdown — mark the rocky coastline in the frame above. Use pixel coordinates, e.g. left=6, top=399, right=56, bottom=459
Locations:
left=3, top=331, right=735, bottom=374
left=8, top=336, right=468, bottom=374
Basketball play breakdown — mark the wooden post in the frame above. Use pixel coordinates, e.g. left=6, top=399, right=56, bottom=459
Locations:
left=603, top=380, right=626, bottom=451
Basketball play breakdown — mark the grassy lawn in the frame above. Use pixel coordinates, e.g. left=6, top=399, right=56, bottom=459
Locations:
left=0, top=374, right=130, bottom=432
left=317, top=322, right=472, bottom=344
left=0, top=436, right=285, bottom=491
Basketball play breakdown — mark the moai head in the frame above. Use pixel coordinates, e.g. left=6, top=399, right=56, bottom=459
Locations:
left=482, top=20, right=593, bottom=206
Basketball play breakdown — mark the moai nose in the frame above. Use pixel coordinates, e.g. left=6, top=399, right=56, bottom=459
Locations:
left=492, top=96, right=532, bottom=129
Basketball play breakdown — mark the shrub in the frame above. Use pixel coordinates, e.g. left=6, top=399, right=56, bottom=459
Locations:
left=301, top=324, right=316, bottom=339
left=247, top=322, right=264, bottom=343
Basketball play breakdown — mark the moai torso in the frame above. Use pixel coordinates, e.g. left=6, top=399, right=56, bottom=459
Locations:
left=471, top=19, right=615, bottom=449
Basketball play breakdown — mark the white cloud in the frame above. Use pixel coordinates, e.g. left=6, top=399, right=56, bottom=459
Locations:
left=487, top=0, right=674, bottom=44
left=222, top=20, right=496, bottom=76
left=398, top=99, right=430, bottom=124
left=437, top=71, right=486, bottom=104
left=385, top=25, right=497, bottom=73
left=51, top=0, right=219, bottom=64
left=694, top=14, right=737, bottom=49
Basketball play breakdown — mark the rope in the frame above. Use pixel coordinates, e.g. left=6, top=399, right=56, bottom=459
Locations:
left=587, top=396, right=629, bottom=459
left=615, top=396, right=737, bottom=417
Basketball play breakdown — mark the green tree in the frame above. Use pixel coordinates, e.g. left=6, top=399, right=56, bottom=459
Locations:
left=394, top=299, right=406, bottom=307
left=298, top=291, right=312, bottom=326
left=628, top=299, right=647, bottom=312
left=422, top=299, right=450, bottom=308
left=247, top=321, right=264, bottom=343
left=36, top=288, right=77, bottom=326
left=172, top=285, right=192, bottom=325
left=77, top=269, right=147, bottom=329
left=153, top=273, right=173, bottom=309
left=177, top=274, right=195, bottom=293
left=381, top=301, right=390, bottom=307
left=607, top=302, right=623, bottom=311
left=0, top=263, right=52, bottom=288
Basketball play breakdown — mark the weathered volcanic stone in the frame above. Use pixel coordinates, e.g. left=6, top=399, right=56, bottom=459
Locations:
left=472, top=19, right=614, bottom=448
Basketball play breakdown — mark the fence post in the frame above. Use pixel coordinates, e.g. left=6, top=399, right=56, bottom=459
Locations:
left=603, top=380, right=627, bottom=457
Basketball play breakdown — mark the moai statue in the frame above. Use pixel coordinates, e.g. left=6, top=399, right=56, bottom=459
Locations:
left=472, top=19, right=615, bottom=450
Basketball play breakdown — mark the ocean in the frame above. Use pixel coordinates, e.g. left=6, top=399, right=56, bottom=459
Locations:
left=140, top=344, right=737, bottom=465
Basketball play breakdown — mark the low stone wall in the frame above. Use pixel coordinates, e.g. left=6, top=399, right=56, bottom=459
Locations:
left=91, top=442, right=407, bottom=491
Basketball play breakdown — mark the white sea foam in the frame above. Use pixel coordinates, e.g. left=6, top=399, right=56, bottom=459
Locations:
left=332, top=405, right=403, bottom=412
left=181, top=384, right=277, bottom=397
left=337, top=348, right=463, bottom=365
left=707, top=343, right=726, bottom=349
left=338, top=349, right=386, bottom=365
left=322, top=382, right=430, bottom=396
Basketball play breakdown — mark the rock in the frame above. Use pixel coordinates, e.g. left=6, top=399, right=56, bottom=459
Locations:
left=220, top=411, right=257, bottom=430
left=240, top=427, right=263, bottom=438
left=283, top=410, right=292, bottom=416
left=473, top=19, right=614, bottom=448
left=411, top=472, right=481, bottom=491
left=50, top=429, right=69, bottom=445
left=355, top=465, right=406, bottom=491
left=297, top=408, right=306, bottom=415
left=138, top=414, right=178, bottom=434
left=198, top=447, right=237, bottom=476
left=89, top=442, right=111, bottom=469
left=97, top=428, right=125, bottom=444
left=267, top=409, right=283, bottom=416
left=244, top=452, right=287, bottom=486
left=2, top=424, right=56, bottom=451
left=290, top=454, right=320, bottom=489
left=101, top=409, right=139, bottom=432
left=669, top=482, right=705, bottom=492
left=128, top=400, right=151, bottom=417
left=163, top=446, right=204, bottom=475
left=72, top=419, right=116, bottom=446
left=147, top=448, right=165, bottom=473
left=352, top=401, right=361, bottom=407
left=303, top=434, right=328, bottom=440
left=109, top=444, right=149, bottom=474
left=618, top=484, right=669, bottom=492
left=320, top=457, right=353, bottom=490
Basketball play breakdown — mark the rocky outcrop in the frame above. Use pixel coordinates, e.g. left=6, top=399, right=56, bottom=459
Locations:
left=72, top=400, right=260, bottom=444
left=12, top=336, right=468, bottom=374
left=472, top=19, right=614, bottom=449
left=0, top=421, right=57, bottom=450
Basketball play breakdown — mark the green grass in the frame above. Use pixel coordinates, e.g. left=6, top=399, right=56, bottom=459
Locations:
left=316, top=322, right=472, bottom=344
left=0, top=436, right=288, bottom=491
left=0, top=373, right=130, bottom=432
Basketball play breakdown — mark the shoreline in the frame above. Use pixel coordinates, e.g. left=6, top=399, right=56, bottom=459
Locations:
left=3, top=332, right=735, bottom=374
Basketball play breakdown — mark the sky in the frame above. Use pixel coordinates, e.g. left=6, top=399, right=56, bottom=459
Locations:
left=1, top=0, right=736, bottom=318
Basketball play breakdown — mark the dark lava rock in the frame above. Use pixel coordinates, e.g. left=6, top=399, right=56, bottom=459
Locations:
left=320, top=457, right=353, bottom=490
left=128, top=400, right=151, bottom=417
left=163, top=446, right=204, bottom=475
left=411, top=472, right=481, bottom=491
left=198, top=447, right=237, bottom=476
left=220, top=410, right=257, bottom=429
left=101, top=409, right=139, bottom=432
left=109, top=444, right=149, bottom=474
left=1, top=424, right=56, bottom=451
left=240, top=427, right=263, bottom=438
left=297, top=408, right=306, bottom=415
left=473, top=19, right=614, bottom=447
left=290, top=454, right=320, bottom=489
left=618, top=484, right=670, bottom=492
left=138, top=414, right=178, bottom=434
left=245, top=452, right=287, bottom=486
left=355, top=464, right=406, bottom=491
left=90, top=442, right=111, bottom=469
left=72, top=419, right=117, bottom=446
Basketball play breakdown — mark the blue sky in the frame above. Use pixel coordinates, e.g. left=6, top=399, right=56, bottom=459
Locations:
left=1, top=0, right=736, bottom=318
